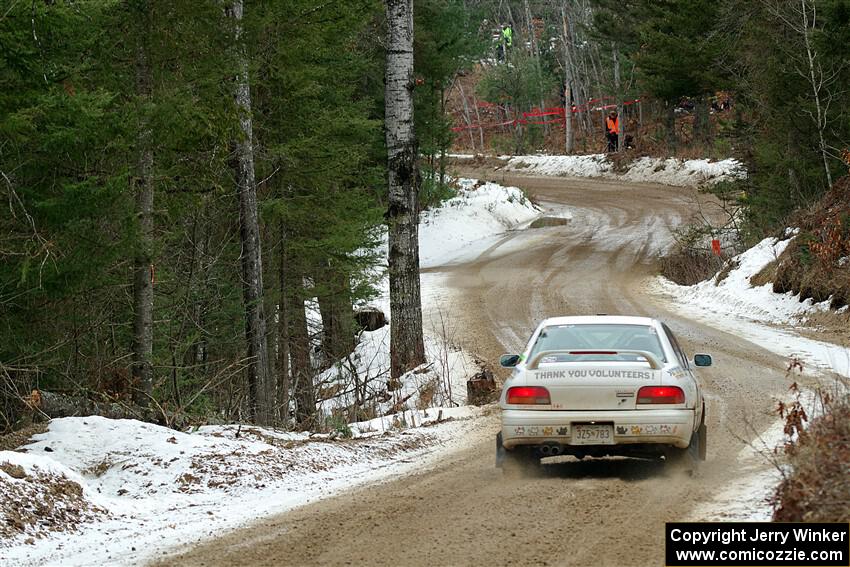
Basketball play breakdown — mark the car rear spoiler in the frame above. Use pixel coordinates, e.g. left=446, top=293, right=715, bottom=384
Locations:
left=526, top=349, right=664, bottom=370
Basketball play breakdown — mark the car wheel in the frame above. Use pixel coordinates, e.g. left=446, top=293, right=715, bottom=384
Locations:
left=666, top=429, right=701, bottom=476
left=495, top=432, right=507, bottom=467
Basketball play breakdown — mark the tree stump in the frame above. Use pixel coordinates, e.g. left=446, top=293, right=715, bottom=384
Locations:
left=466, top=369, right=497, bottom=406
left=354, top=307, right=387, bottom=331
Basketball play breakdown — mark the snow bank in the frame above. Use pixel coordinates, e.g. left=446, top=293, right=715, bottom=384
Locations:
left=506, top=154, right=612, bottom=178
left=0, top=451, right=108, bottom=545
left=502, top=154, right=745, bottom=187
left=651, top=235, right=850, bottom=378
left=317, top=324, right=477, bottom=421
left=654, top=237, right=846, bottom=522
left=656, top=237, right=831, bottom=325
left=419, top=178, right=541, bottom=267
left=2, top=412, right=488, bottom=566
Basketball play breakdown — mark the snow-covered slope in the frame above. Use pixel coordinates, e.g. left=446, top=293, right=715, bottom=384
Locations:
left=419, top=178, right=541, bottom=267
left=651, top=235, right=850, bottom=378
left=1, top=411, right=487, bottom=566
left=498, top=154, right=745, bottom=187
left=655, top=236, right=833, bottom=325
left=653, top=235, right=849, bottom=523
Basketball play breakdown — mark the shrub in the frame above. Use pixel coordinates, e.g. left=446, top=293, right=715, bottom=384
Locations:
left=659, top=246, right=722, bottom=285
left=772, top=384, right=850, bottom=522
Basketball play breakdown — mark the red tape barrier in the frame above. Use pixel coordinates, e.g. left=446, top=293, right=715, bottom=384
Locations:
left=453, top=99, right=640, bottom=132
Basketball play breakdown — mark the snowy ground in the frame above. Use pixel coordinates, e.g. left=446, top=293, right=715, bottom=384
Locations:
left=651, top=234, right=850, bottom=378
left=651, top=233, right=850, bottom=521
left=0, top=178, right=539, bottom=566
left=419, top=178, right=541, bottom=268
left=454, top=153, right=746, bottom=187
left=0, top=410, right=489, bottom=566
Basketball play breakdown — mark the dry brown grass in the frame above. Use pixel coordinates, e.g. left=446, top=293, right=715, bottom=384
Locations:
left=772, top=177, right=850, bottom=309
left=0, top=422, right=47, bottom=452
left=659, top=248, right=723, bottom=286
left=750, top=258, right=779, bottom=287
left=773, top=391, right=850, bottom=522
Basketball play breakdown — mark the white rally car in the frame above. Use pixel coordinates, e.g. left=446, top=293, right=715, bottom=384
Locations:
left=496, top=315, right=710, bottom=474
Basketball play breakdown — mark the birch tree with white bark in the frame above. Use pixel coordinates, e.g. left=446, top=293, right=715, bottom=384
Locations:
left=384, top=0, right=425, bottom=381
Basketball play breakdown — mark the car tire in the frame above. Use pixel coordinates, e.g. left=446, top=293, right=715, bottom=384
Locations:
left=664, top=413, right=708, bottom=476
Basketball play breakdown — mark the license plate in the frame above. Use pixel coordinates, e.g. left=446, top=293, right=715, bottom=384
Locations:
left=572, top=424, right=614, bottom=445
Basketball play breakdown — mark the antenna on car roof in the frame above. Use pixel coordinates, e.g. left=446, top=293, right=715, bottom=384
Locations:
left=596, top=313, right=607, bottom=316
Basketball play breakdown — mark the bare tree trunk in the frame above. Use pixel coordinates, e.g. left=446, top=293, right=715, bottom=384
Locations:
left=316, top=262, right=354, bottom=364
left=439, top=86, right=448, bottom=187
left=799, top=0, right=833, bottom=188
left=456, top=80, right=477, bottom=150
left=612, top=42, right=624, bottom=153
left=384, top=0, right=425, bottom=382
left=277, top=222, right=291, bottom=425
left=288, top=270, right=315, bottom=427
left=666, top=102, right=677, bottom=152
left=131, top=3, right=154, bottom=408
left=560, top=3, right=574, bottom=154
left=525, top=0, right=548, bottom=137
left=225, top=0, right=273, bottom=425
left=471, top=90, right=485, bottom=150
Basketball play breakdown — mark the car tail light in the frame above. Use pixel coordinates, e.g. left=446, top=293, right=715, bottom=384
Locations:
left=506, top=386, right=551, bottom=405
left=636, top=386, right=685, bottom=404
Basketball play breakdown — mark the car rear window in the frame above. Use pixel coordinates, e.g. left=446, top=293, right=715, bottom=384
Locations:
left=528, top=324, right=666, bottom=364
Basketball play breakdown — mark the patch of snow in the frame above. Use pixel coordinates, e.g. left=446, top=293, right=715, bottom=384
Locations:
left=2, top=411, right=490, bottom=566
left=503, top=154, right=745, bottom=187
left=418, top=178, right=541, bottom=268
left=316, top=321, right=478, bottom=420
left=507, top=154, right=612, bottom=178
left=691, top=417, right=784, bottom=522
left=650, top=236, right=850, bottom=378
left=0, top=451, right=110, bottom=544
left=656, top=237, right=832, bottom=325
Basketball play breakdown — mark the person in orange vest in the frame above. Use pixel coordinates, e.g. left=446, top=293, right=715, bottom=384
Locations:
left=605, top=110, right=619, bottom=152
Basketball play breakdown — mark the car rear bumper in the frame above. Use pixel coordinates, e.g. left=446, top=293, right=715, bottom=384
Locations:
left=501, top=408, right=695, bottom=449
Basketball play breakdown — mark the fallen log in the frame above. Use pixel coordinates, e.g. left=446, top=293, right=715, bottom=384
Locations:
left=30, top=390, right=174, bottom=427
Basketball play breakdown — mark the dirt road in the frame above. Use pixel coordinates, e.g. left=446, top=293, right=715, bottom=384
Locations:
left=163, top=172, right=791, bottom=567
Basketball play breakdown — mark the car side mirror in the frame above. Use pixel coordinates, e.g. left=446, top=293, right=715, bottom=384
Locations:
left=500, top=354, right=521, bottom=368
left=693, top=354, right=712, bottom=367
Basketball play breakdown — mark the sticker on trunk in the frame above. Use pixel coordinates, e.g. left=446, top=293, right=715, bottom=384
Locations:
left=615, top=424, right=679, bottom=436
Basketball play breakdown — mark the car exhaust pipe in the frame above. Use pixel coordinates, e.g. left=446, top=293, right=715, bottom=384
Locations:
left=539, top=444, right=551, bottom=456
left=549, top=444, right=562, bottom=456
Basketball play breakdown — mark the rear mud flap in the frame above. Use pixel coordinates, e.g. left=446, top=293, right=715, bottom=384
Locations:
left=495, top=432, right=506, bottom=468
left=698, top=422, right=707, bottom=461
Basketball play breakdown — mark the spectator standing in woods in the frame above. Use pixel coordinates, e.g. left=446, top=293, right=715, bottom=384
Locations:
left=498, top=23, right=513, bottom=62
left=605, top=110, right=619, bottom=152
